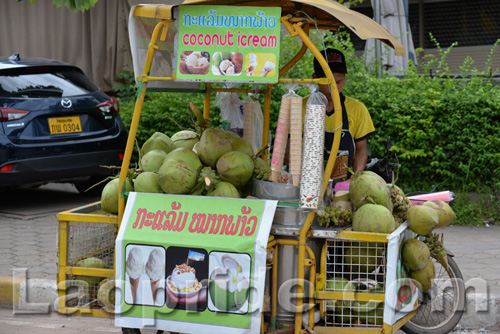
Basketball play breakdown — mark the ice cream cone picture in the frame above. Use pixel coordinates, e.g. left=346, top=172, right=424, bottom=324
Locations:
left=245, top=54, right=258, bottom=76
left=125, top=247, right=144, bottom=304
left=150, top=278, right=161, bottom=304
left=129, top=276, right=140, bottom=303
left=260, top=61, right=275, bottom=77
left=145, top=248, right=165, bottom=306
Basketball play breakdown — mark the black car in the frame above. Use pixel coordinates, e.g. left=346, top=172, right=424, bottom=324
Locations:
left=0, top=54, right=128, bottom=195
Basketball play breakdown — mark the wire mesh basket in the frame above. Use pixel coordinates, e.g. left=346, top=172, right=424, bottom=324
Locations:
left=57, top=202, right=117, bottom=315
left=323, top=238, right=387, bottom=328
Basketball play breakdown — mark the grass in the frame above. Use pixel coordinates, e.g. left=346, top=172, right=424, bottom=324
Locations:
left=452, top=192, right=500, bottom=226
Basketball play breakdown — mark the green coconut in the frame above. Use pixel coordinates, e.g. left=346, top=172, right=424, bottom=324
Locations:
left=101, top=178, right=133, bottom=214
left=362, top=306, right=384, bottom=325
left=410, top=259, right=435, bottom=293
left=206, top=181, right=241, bottom=198
left=344, top=245, right=383, bottom=273
left=407, top=205, right=439, bottom=236
left=216, top=151, right=254, bottom=188
left=97, top=278, right=116, bottom=313
left=231, top=138, right=254, bottom=156
left=133, top=172, right=163, bottom=194
left=325, top=276, right=349, bottom=291
left=141, top=132, right=175, bottom=156
left=422, top=200, right=457, bottom=228
left=350, top=284, right=383, bottom=314
left=158, top=159, right=197, bottom=194
left=164, top=147, right=202, bottom=173
left=171, top=130, right=199, bottom=150
left=352, top=203, right=397, bottom=233
left=349, top=171, right=393, bottom=211
left=74, top=257, right=107, bottom=300
left=402, top=238, right=431, bottom=271
left=196, top=128, right=233, bottom=168
left=140, top=149, right=168, bottom=172
left=222, top=130, right=242, bottom=141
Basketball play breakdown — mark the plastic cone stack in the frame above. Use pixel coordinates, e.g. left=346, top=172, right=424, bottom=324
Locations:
left=243, top=100, right=254, bottom=150
left=289, top=96, right=303, bottom=186
left=271, top=95, right=291, bottom=182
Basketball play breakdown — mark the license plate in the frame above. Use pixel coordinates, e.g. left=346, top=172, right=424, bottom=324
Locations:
left=48, top=116, right=82, bottom=135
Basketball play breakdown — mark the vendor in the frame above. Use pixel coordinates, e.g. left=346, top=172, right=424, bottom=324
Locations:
left=312, top=48, right=375, bottom=180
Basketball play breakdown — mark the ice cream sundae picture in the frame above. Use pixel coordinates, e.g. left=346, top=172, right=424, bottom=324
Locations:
left=212, top=52, right=243, bottom=76
left=179, top=51, right=210, bottom=75
left=165, top=247, right=208, bottom=310
left=166, top=263, right=202, bottom=296
left=125, top=247, right=144, bottom=304
left=145, top=248, right=165, bottom=305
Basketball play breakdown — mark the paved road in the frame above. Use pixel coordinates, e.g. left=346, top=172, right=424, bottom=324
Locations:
left=0, top=183, right=100, bottom=280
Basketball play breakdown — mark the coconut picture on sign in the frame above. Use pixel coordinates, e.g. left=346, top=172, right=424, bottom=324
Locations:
left=208, top=252, right=251, bottom=314
left=212, top=52, right=243, bottom=76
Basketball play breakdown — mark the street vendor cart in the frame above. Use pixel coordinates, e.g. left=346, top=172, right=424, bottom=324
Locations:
left=56, top=1, right=464, bottom=334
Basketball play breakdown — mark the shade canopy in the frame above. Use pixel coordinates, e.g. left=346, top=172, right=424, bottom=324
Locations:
left=133, top=0, right=405, bottom=56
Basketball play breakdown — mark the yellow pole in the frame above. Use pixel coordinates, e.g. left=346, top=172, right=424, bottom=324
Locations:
left=204, top=83, right=211, bottom=120
left=278, top=24, right=310, bottom=78
left=281, top=16, right=342, bottom=334
left=117, top=19, right=172, bottom=224
left=262, top=84, right=273, bottom=160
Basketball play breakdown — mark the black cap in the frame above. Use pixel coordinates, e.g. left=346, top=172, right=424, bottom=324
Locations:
left=313, top=48, right=347, bottom=77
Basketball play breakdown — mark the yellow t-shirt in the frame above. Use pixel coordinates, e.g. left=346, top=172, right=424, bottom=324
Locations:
left=303, top=94, right=375, bottom=141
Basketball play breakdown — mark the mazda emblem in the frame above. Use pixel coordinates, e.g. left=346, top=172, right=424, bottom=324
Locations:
left=61, top=98, right=72, bottom=108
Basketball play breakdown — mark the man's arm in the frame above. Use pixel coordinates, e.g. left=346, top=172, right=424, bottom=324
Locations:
left=353, top=139, right=368, bottom=173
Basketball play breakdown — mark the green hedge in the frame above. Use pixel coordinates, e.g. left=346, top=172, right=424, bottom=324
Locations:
left=118, top=32, right=500, bottom=196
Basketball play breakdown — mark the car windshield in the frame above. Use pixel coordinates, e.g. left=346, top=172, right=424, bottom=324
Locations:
left=0, top=66, right=99, bottom=98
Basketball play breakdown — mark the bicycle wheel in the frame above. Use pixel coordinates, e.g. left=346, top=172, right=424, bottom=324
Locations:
left=402, top=256, right=465, bottom=334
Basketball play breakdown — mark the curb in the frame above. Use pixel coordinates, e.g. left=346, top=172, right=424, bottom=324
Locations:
left=1, top=277, right=499, bottom=331
left=0, top=276, right=23, bottom=308
left=0, top=276, right=57, bottom=312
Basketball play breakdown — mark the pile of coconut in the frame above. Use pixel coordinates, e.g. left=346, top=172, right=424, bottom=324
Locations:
left=100, top=128, right=271, bottom=214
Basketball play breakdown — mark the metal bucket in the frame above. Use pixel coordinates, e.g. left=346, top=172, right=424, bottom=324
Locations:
left=273, top=236, right=323, bottom=324
left=273, top=206, right=310, bottom=227
left=252, top=178, right=299, bottom=202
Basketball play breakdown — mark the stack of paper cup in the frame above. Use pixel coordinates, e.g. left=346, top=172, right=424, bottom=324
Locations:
left=300, top=103, right=326, bottom=209
left=289, top=96, right=303, bottom=186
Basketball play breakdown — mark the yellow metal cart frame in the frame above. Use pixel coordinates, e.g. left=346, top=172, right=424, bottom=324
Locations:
left=57, top=0, right=406, bottom=332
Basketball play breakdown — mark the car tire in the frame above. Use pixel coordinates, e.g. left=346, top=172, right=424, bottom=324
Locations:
left=74, top=176, right=108, bottom=196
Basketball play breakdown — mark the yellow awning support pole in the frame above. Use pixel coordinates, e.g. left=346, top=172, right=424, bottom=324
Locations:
left=117, top=18, right=172, bottom=224
left=261, top=84, right=273, bottom=160
left=279, top=23, right=310, bottom=78
left=204, top=83, right=212, bottom=120
left=281, top=15, right=342, bottom=334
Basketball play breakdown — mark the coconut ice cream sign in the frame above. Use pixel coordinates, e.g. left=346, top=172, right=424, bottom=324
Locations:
left=176, top=5, right=281, bottom=83
left=115, top=192, right=277, bottom=334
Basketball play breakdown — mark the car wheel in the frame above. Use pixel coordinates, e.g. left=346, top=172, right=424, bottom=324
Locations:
left=74, top=176, right=109, bottom=196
